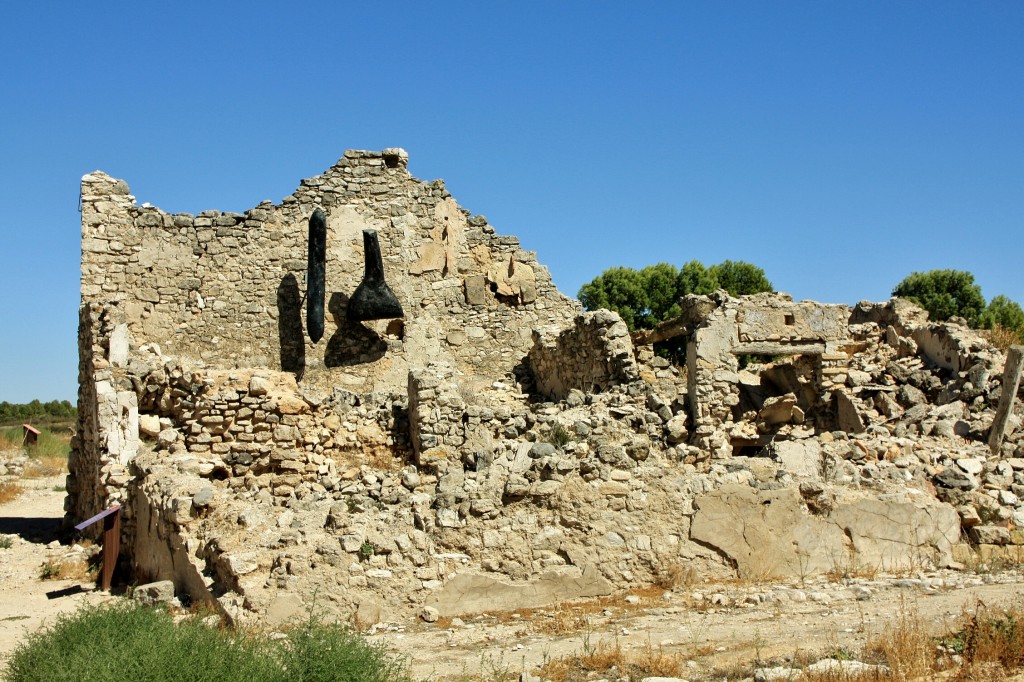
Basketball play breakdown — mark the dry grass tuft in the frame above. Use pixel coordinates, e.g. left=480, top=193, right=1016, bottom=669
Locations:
left=39, top=557, right=94, bottom=581
left=535, top=637, right=684, bottom=682
left=0, top=479, right=24, bottom=504
left=22, top=455, right=68, bottom=478
left=654, top=560, right=697, bottom=590
left=862, top=601, right=938, bottom=681
left=989, top=323, right=1023, bottom=352
left=530, top=606, right=593, bottom=636
left=364, top=446, right=406, bottom=472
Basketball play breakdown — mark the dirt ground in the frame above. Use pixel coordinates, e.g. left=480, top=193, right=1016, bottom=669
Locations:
left=0, top=475, right=112, bottom=670
left=5, top=481, right=1024, bottom=681
left=382, top=572, right=1024, bottom=680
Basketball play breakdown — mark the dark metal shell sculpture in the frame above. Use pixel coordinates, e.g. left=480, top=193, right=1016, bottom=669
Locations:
left=306, top=208, right=327, bottom=342
left=348, top=230, right=404, bottom=321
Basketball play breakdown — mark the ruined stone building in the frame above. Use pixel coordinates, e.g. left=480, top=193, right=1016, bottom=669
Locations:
left=72, top=149, right=1024, bottom=624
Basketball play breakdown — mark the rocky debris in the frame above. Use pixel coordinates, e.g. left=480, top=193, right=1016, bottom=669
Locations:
left=806, top=658, right=890, bottom=676
left=80, top=304, right=1024, bottom=626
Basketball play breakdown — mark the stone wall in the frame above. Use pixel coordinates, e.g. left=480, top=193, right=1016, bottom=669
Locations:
left=79, top=150, right=577, bottom=396
left=528, top=310, right=640, bottom=401
left=685, top=292, right=852, bottom=456
left=72, top=149, right=579, bottom=529
left=408, top=362, right=467, bottom=464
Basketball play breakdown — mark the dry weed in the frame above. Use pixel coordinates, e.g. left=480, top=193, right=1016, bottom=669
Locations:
left=536, top=636, right=684, bottom=682
left=945, top=601, right=1024, bottom=681
left=826, top=554, right=880, bottom=582
left=654, top=560, right=697, bottom=590
left=22, top=455, right=68, bottom=478
left=864, top=600, right=938, bottom=681
left=0, top=479, right=24, bottom=504
left=795, top=599, right=1024, bottom=682
left=989, top=323, right=1023, bottom=352
left=40, top=557, right=94, bottom=581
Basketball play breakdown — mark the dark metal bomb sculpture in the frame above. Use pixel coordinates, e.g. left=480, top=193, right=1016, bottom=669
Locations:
left=347, top=230, right=404, bottom=321
left=306, top=208, right=327, bottom=342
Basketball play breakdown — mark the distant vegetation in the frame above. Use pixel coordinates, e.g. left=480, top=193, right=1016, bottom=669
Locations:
left=578, top=263, right=1022, bottom=357
left=578, top=260, right=773, bottom=330
left=0, top=400, right=76, bottom=426
left=892, top=269, right=1023, bottom=347
left=578, top=260, right=773, bottom=362
left=0, top=425, right=71, bottom=460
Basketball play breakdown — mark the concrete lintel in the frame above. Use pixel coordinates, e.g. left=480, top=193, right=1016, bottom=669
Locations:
left=731, top=342, right=826, bottom=356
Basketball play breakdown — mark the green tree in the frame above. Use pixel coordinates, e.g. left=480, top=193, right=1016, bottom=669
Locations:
left=676, top=260, right=718, bottom=297
left=577, top=266, right=648, bottom=329
left=579, top=259, right=775, bottom=331
left=707, top=260, right=773, bottom=296
left=579, top=259, right=774, bottom=364
left=638, top=263, right=682, bottom=327
left=891, top=269, right=987, bottom=325
left=979, top=294, right=1024, bottom=339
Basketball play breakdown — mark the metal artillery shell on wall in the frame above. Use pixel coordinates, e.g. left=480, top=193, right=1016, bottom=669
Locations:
left=306, top=208, right=327, bottom=342
left=348, top=229, right=404, bottom=321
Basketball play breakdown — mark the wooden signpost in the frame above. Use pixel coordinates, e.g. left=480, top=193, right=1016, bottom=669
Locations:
left=74, top=505, right=121, bottom=591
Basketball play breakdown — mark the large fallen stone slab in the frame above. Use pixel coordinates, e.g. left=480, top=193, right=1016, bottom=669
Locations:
left=691, top=484, right=959, bottom=579
left=424, top=567, right=613, bottom=617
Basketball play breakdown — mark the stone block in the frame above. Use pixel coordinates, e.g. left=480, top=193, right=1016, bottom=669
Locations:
left=133, top=580, right=175, bottom=606
left=464, top=275, right=490, bottom=305
left=969, top=525, right=1010, bottom=545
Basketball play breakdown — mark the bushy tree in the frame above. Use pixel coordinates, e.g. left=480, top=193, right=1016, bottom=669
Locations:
left=638, top=263, right=682, bottom=326
left=891, top=269, right=987, bottom=325
left=981, top=295, right=1024, bottom=331
left=676, top=260, right=718, bottom=297
left=578, top=259, right=773, bottom=332
left=577, top=266, right=648, bottom=329
left=979, top=295, right=1024, bottom=346
left=707, top=260, right=773, bottom=296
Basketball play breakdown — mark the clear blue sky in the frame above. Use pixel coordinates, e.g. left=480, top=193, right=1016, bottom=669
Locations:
left=1, top=2, right=1021, bottom=403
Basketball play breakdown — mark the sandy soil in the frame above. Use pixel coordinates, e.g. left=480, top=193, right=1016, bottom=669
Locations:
left=5, top=480, right=1024, bottom=680
left=381, top=574, right=1024, bottom=680
left=0, top=476, right=112, bottom=670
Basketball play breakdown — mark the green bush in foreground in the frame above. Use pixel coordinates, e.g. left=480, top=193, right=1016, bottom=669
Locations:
left=4, top=602, right=411, bottom=682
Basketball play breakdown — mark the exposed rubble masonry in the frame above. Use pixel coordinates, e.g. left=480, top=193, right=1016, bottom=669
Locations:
left=70, top=149, right=1024, bottom=626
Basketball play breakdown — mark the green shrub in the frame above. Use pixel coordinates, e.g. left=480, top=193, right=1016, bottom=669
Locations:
left=545, top=423, right=572, bottom=448
left=4, top=602, right=410, bottom=682
left=280, top=616, right=412, bottom=682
